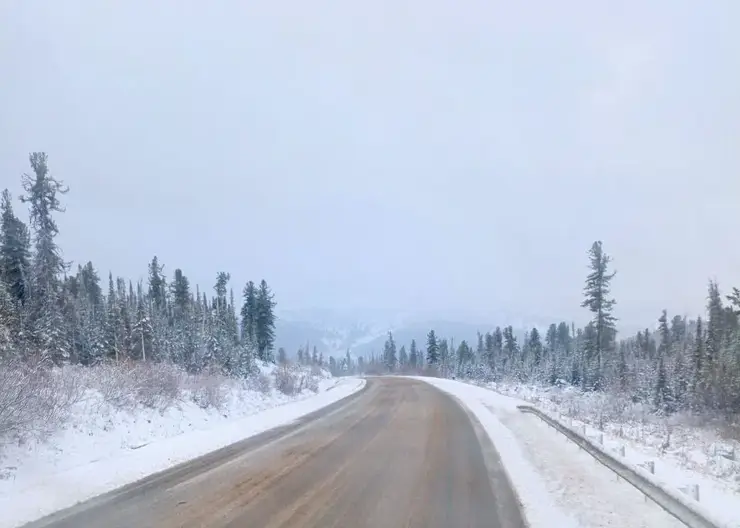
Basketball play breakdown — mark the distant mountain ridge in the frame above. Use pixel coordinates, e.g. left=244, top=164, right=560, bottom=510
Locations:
left=274, top=307, right=551, bottom=359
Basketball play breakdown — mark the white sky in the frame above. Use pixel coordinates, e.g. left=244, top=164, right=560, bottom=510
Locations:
left=1, top=0, right=739, bottom=330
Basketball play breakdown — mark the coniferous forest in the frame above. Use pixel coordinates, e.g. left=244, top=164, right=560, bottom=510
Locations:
left=3, top=152, right=739, bottom=429
left=0, top=152, right=277, bottom=375
left=343, top=241, right=740, bottom=418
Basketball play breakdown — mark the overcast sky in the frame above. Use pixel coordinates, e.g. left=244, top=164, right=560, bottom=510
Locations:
left=1, top=0, right=739, bottom=330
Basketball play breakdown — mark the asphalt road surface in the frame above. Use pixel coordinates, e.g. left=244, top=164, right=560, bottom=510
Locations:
left=23, top=378, right=526, bottom=528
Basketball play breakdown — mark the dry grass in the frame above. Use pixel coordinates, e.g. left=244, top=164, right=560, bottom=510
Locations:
left=0, top=357, right=84, bottom=443
left=0, top=358, right=318, bottom=448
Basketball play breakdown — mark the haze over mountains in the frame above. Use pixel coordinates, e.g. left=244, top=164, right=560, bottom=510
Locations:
left=274, top=307, right=560, bottom=358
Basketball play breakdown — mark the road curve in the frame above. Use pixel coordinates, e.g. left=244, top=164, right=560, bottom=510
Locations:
left=22, top=377, right=526, bottom=528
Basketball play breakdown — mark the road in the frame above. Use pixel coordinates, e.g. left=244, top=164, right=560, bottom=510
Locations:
left=22, top=378, right=526, bottom=528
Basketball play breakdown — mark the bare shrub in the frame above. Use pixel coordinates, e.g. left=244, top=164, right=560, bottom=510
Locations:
left=188, top=372, right=229, bottom=411
left=88, top=361, right=184, bottom=412
left=244, top=372, right=272, bottom=395
left=131, top=362, right=183, bottom=410
left=304, top=373, right=319, bottom=393
left=273, top=366, right=299, bottom=396
left=0, top=357, right=84, bottom=444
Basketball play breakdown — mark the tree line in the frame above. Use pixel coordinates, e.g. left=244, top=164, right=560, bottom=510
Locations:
left=338, top=241, right=740, bottom=416
left=0, top=153, right=278, bottom=375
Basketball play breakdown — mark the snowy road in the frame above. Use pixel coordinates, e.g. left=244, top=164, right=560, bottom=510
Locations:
left=20, top=378, right=526, bottom=528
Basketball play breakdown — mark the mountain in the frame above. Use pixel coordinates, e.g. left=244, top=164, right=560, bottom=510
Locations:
left=274, top=307, right=549, bottom=359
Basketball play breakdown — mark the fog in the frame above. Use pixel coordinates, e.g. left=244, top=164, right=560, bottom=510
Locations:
left=2, top=0, right=739, bottom=330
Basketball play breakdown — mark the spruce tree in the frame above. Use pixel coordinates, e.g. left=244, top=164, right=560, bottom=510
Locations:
left=21, top=153, right=69, bottom=363
left=658, top=309, right=670, bottom=356
left=147, top=256, right=166, bottom=311
left=484, top=331, right=496, bottom=374
left=409, top=338, right=418, bottom=370
left=456, top=340, right=471, bottom=377
left=255, top=280, right=276, bottom=362
left=426, top=329, right=439, bottom=368
left=383, top=331, right=397, bottom=372
left=581, top=241, right=617, bottom=390
left=241, top=280, right=257, bottom=342
left=439, top=338, right=450, bottom=376
left=0, top=189, right=31, bottom=306
left=398, top=344, right=408, bottom=370
left=529, top=327, right=543, bottom=367
left=493, top=326, right=504, bottom=371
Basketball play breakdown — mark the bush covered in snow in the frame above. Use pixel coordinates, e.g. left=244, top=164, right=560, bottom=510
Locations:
left=272, top=363, right=324, bottom=396
left=0, top=358, right=84, bottom=443
left=0, top=358, right=332, bottom=451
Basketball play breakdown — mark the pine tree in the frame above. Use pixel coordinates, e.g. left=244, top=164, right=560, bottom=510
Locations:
left=581, top=241, right=617, bottom=390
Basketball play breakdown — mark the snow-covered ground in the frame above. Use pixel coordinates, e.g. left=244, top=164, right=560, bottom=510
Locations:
left=484, top=381, right=740, bottom=528
left=0, top=364, right=365, bottom=528
left=415, top=377, right=714, bottom=528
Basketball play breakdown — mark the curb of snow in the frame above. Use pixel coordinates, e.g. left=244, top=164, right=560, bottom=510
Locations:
left=518, top=405, right=728, bottom=528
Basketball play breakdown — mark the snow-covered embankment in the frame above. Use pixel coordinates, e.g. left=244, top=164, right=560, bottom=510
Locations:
left=0, top=363, right=364, bottom=528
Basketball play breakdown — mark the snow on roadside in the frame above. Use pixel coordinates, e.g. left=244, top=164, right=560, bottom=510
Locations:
left=411, top=377, right=581, bottom=528
left=0, top=374, right=365, bottom=528
left=415, top=377, right=692, bottom=528
left=487, top=381, right=740, bottom=528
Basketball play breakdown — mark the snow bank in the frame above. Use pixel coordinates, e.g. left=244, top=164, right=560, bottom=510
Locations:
left=0, top=368, right=364, bottom=528
left=488, top=381, right=740, bottom=528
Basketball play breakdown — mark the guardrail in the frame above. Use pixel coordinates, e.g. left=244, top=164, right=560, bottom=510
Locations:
left=517, top=405, right=724, bottom=528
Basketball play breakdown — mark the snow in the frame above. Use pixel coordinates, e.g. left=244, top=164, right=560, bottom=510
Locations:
left=0, top=372, right=365, bottom=528
left=487, top=381, right=740, bottom=528
left=415, top=377, right=698, bottom=528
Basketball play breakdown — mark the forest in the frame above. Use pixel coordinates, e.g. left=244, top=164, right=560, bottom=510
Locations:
left=342, top=242, right=740, bottom=417
left=0, top=153, right=301, bottom=444
left=3, top=151, right=739, bottom=432
left=0, top=153, right=279, bottom=374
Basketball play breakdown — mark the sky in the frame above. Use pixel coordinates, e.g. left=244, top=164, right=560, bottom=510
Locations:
left=1, top=0, right=739, bottom=331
